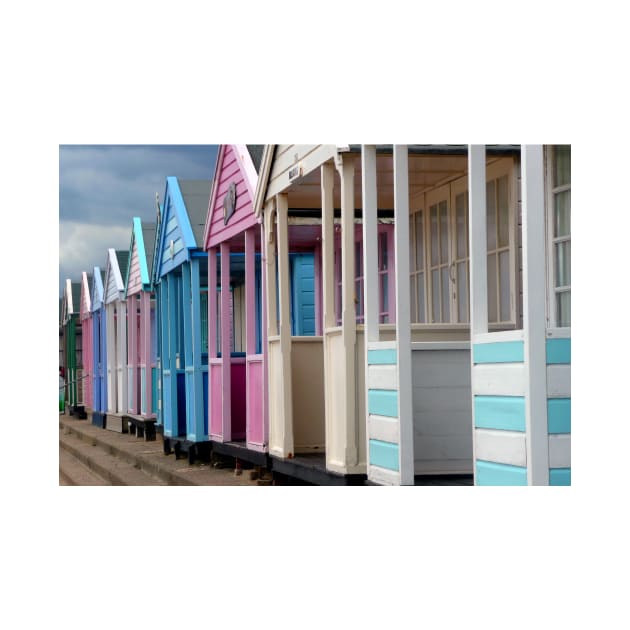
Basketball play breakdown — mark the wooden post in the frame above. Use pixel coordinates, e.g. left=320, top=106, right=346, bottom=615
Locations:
left=468, top=145, right=488, bottom=337
left=276, top=193, right=294, bottom=455
left=393, top=145, right=414, bottom=485
left=260, top=221, right=269, bottom=447
left=338, top=155, right=357, bottom=467
left=220, top=241, right=232, bottom=442
left=264, top=204, right=278, bottom=338
left=190, top=256, right=204, bottom=439
left=245, top=228, right=256, bottom=356
left=321, top=162, right=335, bottom=330
left=141, top=291, right=152, bottom=416
left=208, top=248, right=217, bottom=358
left=522, top=144, right=549, bottom=485
left=127, top=295, right=136, bottom=413
left=361, top=145, right=379, bottom=343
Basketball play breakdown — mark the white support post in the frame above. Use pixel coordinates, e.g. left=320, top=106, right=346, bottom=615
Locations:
left=393, top=145, right=414, bottom=485
left=220, top=241, right=232, bottom=442
left=245, top=228, right=255, bottom=357
left=468, top=144, right=487, bottom=485
left=468, top=145, right=488, bottom=337
left=338, top=155, right=358, bottom=467
left=522, top=144, right=549, bottom=485
left=264, top=204, right=278, bottom=338
left=361, top=145, right=379, bottom=344
left=117, top=298, right=127, bottom=414
left=321, top=162, right=335, bottom=330
left=276, top=193, right=294, bottom=455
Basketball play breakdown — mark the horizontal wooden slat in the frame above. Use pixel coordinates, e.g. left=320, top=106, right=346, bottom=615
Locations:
left=548, top=434, right=571, bottom=468
left=368, top=415, right=400, bottom=443
left=367, top=364, right=397, bottom=390
left=547, top=365, right=571, bottom=397
left=547, top=398, right=571, bottom=433
left=475, top=428, right=527, bottom=467
left=472, top=363, right=526, bottom=396
left=475, top=460, right=528, bottom=486
left=474, top=396, right=526, bottom=432
left=473, top=341, right=524, bottom=364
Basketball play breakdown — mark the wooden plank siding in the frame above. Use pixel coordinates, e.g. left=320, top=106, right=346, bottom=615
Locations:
left=126, top=239, right=143, bottom=296
left=206, top=145, right=258, bottom=249
left=264, top=145, right=337, bottom=201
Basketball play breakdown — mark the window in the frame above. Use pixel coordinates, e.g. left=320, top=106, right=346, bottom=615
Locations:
left=409, top=158, right=516, bottom=326
left=547, top=145, right=571, bottom=327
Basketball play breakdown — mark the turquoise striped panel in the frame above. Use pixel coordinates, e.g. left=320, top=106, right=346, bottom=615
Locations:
left=473, top=341, right=524, bottom=364
left=367, top=349, right=397, bottom=365
left=549, top=468, right=571, bottom=486
left=368, top=389, right=398, bottom=418
left=476, top=460, right=528, bottom=486
left=546, top=338, right=571, bottom=364
left=547, top=398, right=571, bottom=434
left=369, top=439, right=400, bottom=471
left=474, top=396, right=526, bottom=432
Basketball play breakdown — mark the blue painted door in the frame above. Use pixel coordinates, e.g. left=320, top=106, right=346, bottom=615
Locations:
left=290, top=253, right=316, bottom=336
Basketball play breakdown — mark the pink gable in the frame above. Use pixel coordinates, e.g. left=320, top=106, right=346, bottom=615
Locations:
left=205, top=145, right=258, bottom=249
left=126, top=239, right=143, bottom=296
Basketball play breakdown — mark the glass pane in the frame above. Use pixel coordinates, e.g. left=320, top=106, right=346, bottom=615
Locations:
left=417, top=273, right=425, bottom=323
left=440, top=201, right=449, bottom=264
left=486, top=180, right=497, bottom=251
left=554, top=145, right=571, bottom=188
left=555, top=241, right=571, bottom=287
left=415, top=212, right=424, bottom=271
left=457, top=261, right=468, bottom=323
left=497, top=175, right=509, bottom=248
left=554, top=190, right=571, bottom=237
left=441, top=267, right=450, bottom=322
left=409, top=276, right=417, bottom=323
left=431, top=269, right=440, bottom=322
left=557, top=290, right=571, bottom=327
left=499, top=250, right=510, bottom=321
left=487, top=254, right=497, bottom=323
left=379, top=232, right=388, bottom=271
left=381, top=274, right=388, bottom=315
left=430, top=205, right=438, bottom=266
left=456, top=193, right=467, bottom=259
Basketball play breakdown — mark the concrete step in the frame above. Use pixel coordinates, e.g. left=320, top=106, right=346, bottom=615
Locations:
left=59, top=412, right=261, bottom=486
left=59, top=447, right=110, bottom=486
left=60, top=429, right=167, bottom=486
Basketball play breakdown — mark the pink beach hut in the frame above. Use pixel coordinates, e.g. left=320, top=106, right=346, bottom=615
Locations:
left=203, top=145, right=268, bottom=466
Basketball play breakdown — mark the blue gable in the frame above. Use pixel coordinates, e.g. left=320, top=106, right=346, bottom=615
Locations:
left=156, top=177, right=199, bottom=278
left=91, top=266, right=105, bottom=312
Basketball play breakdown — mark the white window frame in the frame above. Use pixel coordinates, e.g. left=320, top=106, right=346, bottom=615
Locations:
left=545, top=145, right=571, bottom=329
left=409, top=157, right=518, bottom=328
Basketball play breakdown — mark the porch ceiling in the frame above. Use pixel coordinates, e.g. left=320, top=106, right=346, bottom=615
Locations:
left=284, top=153, right=473, bottom=210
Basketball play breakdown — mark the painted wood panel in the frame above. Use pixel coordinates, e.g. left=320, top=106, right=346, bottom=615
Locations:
left=291, top=338, right=325, bottom=451
left=472, top=363, right=526, bottom=396
left=127, top=239, right=143, bottom=296
left=474, top=396, right=526, bottom=431
left=473, top=340, right=524, bottom=364
left=549, top=468, right=571, bottom=485
left=369, top=439, right=399, bottom=471
left=368, top=464, right=400, bottom=486
left=209, top=361, right=223, bottom=438
left=546, top=338, right=571, bottom=364
left=207, top=145, right=258, bottom=248
left=548, top=434, right=571, bottom=468
left=367, top=364, right=398, bottom=390
left=368, top=390, right=398, bottom=418
left=246, top=358, right=264, bottom=447
left=547, top=365, right=571, bottom=397
left=265, top=145, right=337, bottom=201
left=367, top=348, right=397, bottom=365
left=547, top=398, right=571, bottom=433
left=475, top=428, right=527, bottom=467
left=368, top=415, right=400, bottom=443
left=476, top=460, right=528, bottom=485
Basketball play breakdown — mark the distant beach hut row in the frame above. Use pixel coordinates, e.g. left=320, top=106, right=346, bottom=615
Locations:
left=59, top=145, right=571, bottom=485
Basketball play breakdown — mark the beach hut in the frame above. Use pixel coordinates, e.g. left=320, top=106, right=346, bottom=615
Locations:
left=153, top=177, right=212, bottom=463
left=61, top=279, right=86, bottom=417
left=253, top=145, right=399, bottom=484
left=123, top=218, right=158, bottom=440
left=466, top=145, right=571, bottom=485
left=103, top=248, right=130, bottom=432
left=202, top=145, right=269, bottom=467
left=90, top=267, right=107, bottom=428
left=79, top=271, right=93, bottom=413
left=358, top=144, right=558, bottom=485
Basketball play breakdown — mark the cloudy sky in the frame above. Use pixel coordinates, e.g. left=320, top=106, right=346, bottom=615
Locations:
left=59, top=145, right=219, bottom=297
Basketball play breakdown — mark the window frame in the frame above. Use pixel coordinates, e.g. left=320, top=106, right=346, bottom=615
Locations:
left=545, top=145, right=571, bottom=329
